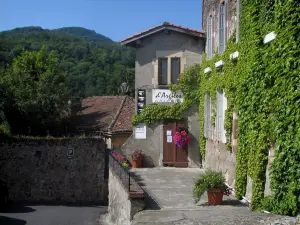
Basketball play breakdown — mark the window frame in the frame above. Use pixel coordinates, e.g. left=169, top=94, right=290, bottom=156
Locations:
left=171, top=57, right=181, bottom=84
left=204, top=93, right=212, bottom=138
left=158, top=58, right=168, bottom=85
left=218, top=1, right=227, bottom=54
left=207, top=15, right=213, bottom=60
left=216, top=90, right=225, bottom=142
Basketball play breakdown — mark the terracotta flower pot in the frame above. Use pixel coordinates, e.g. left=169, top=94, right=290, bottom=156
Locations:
left=132, top=157, right=142, bottom=168
left=207, top=188, right=224, bottom=205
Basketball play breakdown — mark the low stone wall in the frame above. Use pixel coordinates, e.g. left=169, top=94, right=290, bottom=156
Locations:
left=108, top=169, right=145, bottom=225
left=0, top=137, right=108, bottom=204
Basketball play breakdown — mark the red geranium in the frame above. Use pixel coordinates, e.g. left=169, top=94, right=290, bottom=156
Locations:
left=173, top=127, right=189, bottom=149
left=131, top=149, right=143, bottom=159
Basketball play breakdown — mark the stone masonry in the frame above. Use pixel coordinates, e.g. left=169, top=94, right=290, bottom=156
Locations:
left=107, top=169, right=145, bottom=225
left=0, top=137, right=108, bottom=204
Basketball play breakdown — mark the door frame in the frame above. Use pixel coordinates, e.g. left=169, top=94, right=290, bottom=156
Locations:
left=162, top=121, right=189, bottom=167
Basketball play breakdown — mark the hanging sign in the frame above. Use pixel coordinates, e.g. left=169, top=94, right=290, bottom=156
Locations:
left=152, top=89, right=184, bottom=103
left=137, top=89, right=146, bottom=114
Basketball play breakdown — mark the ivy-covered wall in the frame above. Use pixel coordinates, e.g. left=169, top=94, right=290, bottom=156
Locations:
left=132, top=0, right=299, bottom=216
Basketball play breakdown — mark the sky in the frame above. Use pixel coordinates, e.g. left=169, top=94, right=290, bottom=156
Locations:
left=0, top=0, right=203, bottom=42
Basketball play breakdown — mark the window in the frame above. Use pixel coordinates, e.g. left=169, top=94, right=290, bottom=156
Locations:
left=207, top=16, right=213, bottom=60
left=219, top=2, right=227, bottom=54
left=216, top=90, right=226, bottom=142
left=171, top=58, right=180, bottom=83
left=204, top=93, right=212, bottom=138
left=158, top=58, right=168, bottom=85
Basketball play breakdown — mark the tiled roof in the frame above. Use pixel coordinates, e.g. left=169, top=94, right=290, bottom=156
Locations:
left=111, top=96, right=135, bottom=132
left=120, top=22, right=205, bottom=45
left=71, top=96, right=134, bottom=133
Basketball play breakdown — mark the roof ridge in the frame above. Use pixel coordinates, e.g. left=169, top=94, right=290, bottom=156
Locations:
left=108, top=96, right=127, bottom=132
left=120, top=22, right=205, bottom=44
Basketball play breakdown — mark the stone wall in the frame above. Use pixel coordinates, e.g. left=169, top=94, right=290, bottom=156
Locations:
left=204, top=140, right=236, bottom=187
left=108, top=169, right=145, bottom=225
left=202, top=0, right=237, bottom=56
left=121, top=124, right=162, bottom=168
left=0, top=137, right=108, bottom=204
left=204, top=139, right=273, bottom=200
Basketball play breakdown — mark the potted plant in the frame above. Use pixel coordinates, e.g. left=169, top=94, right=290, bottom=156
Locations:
left=131, top=149, right=143, bottom=168
left=173, top=125, right=189, bottom=149
left=193, top=169, right=229, bottom=205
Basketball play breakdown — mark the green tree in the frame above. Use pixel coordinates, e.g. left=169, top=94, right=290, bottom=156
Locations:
left=4, top=47, right=69, bottom=134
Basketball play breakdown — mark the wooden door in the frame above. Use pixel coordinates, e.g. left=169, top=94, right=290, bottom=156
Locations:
left=163, top=122, right=188, bottom=167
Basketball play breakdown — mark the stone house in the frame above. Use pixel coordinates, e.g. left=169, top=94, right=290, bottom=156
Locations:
left=71, top=96, right=135, bottom=149
left=201, top=0, right=274, bottom=201
left=201, top=0, right=240, bottom=187
left=120, top=22, right=206, bottom=167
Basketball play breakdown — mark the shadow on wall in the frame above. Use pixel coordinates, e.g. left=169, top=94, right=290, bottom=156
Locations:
left=130, top=173, right=161, bottom=210
left=0, top=216, right=27, bottom=225
left=120, top=131, right=158, bottom=168
left=188, top=132, right=202, bottom=166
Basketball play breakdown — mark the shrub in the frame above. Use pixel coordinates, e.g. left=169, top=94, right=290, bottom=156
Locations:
left=193, top=169, right=229, bottom=202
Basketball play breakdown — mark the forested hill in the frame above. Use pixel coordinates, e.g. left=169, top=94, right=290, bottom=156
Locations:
left=0, top=26, right=135, bottom=98
left=53, top=27, right=113, bottom=42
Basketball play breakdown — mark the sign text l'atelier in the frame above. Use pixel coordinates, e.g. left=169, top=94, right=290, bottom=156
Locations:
left=152, top=89, right=184, bottom=103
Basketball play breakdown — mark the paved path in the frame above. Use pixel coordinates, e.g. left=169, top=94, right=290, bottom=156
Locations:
left=130, top=168, right=295, bottom=225
left=0, top=204, right=107, bottom=225
left=130, top=167, right=204, bottom=209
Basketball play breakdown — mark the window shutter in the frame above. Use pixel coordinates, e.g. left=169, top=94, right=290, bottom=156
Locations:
left=207, top=16, right=213, bottom=59
left=204, top=94, right=208, bottom=138
left=208, top=95, right=212, bottom=138
left=219, top=3, right=225, bottom=54
left=217, top=91, right=223, bottom=141
left=224, top=1, right=228, bottom=47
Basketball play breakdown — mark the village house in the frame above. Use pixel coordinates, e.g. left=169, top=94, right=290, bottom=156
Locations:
left=201, top=0, right=275, bottom=201
left=120, top=22, right=205, bottom=167
left=201, top=0, right=240, bottom=189
left=70, top=95, right=135, bottom=149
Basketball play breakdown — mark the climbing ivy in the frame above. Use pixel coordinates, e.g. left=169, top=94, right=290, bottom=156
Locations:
left=132, top=65, right=200, bottom=126
left=132, top=0, right=299, bottom=216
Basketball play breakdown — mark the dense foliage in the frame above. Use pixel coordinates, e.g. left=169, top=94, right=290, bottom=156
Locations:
left=132, top=0, right=300, bottom=216
left=0, top=26, right=135, bottom=135
left=0, top=26, right=135, bottom=98
left=0, top=47, right=69, bottom=135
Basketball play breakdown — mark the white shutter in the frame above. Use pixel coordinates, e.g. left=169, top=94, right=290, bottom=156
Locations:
left=204, top=94, right=208, bottom=138
left=217, top=91, right=223, bottom=141
left=207, top=95, right=212, bottom=138
left=223, top=92, right=227, bottom=143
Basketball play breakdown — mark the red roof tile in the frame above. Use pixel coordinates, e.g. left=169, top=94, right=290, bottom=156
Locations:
left=111, top=96, right=135, bottom=132
left=120, top=22, right=205, bottom=45
left=71, top=96, right=134, bottom=133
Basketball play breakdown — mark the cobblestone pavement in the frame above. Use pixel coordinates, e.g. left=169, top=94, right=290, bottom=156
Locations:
left=132, top=208, right=298, bottom=225
left=0, top=204, right=107, bottom=225
left=130, top=168, right=297, bottom=225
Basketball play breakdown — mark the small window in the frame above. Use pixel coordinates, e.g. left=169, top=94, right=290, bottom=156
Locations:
left=171, top=58, right=180, bottom=83
left=219, top=2, right=227, bottom=54
left=158, top=58, right=168, bottom=85
left=207, top=16, right=213, bottom=60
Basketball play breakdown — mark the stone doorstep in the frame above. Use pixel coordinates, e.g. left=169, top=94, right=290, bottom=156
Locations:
left=129, top=191, right=145, bottom=199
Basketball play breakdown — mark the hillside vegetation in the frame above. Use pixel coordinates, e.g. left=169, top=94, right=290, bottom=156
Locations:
left=0, top=26, right=135, bottom=135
